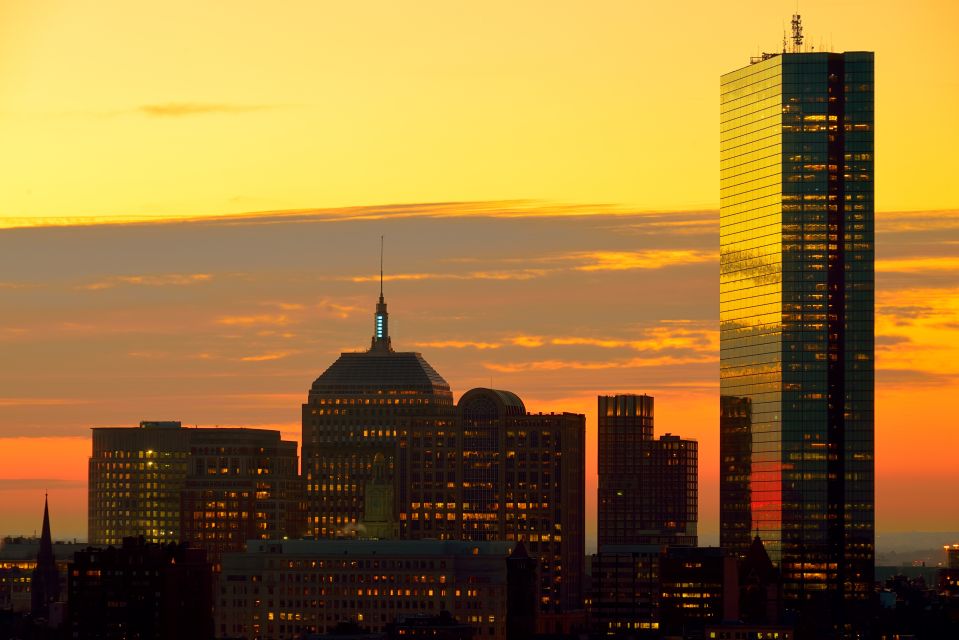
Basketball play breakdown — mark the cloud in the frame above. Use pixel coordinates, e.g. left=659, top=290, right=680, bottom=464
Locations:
left=137, top=102, right=276, bottom=118
left=876, top=256, right=959, bottom=274
left=413, top=340, right=502, bottom=350
left=0, top=478, right=86, bottom=491
left=571, top=249, right=715, bottom=271
left=511, top=335, right=546, bottom=348
left=351, top=269, right=550, bottom=283
left=239, top=352, right=293, bottom=362
left=81, top=273, right=212, bottom=290
left=0, top=398, right=91, bottom=407
left=216, top=313, right=291, bottom=326
left=483, top=354, right=716, bottom=373
left=876, top=286, right=959, bottom=381
left=877, top=209, right=959, bottom=233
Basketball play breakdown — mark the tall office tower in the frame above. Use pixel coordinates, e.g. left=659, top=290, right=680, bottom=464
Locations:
left=301, top=286, right=454, bottom=538
left=400, top=388, right=586, bottom=616
left=720, top=18, right=874, bottom=627
left=597, top=394, right=697, bottom=547
left=88, top=422, right=301, bottom=557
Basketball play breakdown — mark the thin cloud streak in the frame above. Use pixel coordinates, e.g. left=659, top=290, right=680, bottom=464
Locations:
left=483, top=354, right=717, bottom=373
left=137, top=102, right=278, bottom=118
left=80, top=273, right=212, bottom=291
left=413, top=341, right=502, bottom=350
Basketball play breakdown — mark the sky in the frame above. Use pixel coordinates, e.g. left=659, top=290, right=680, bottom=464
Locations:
left=1, top=1, right=958, bottom=550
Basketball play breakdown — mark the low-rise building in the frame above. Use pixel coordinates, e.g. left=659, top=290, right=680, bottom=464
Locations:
left=216, top=539, right=528, bottom=640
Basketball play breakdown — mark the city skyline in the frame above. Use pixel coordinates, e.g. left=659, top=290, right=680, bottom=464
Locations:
left=2, top=1, right=958, bottom=556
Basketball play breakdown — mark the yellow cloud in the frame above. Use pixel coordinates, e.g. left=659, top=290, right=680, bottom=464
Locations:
left=511, top=335, right=546, bottom=348
left=137, top=102, right=275, bottom=117
left=876, top=256, right=959, bottom=274
left=239, top=352, right=293, bottom=362
left=572, top=249, right=715, bottom=271
left=413, top=340, right=501, bottom=350
left=483, top=354, right=716, bottom=373
left=217, top=313, right=291, bottom=326
left=81, top=273, right=212, bottom=290
left=876, top=286, right=959, bottom=378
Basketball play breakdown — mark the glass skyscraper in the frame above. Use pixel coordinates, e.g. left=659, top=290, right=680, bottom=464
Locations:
left=719, top=48, right=874, bottom=627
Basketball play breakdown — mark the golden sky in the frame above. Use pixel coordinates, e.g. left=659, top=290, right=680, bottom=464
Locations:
left=2, top=1, right=959, bottom=549
left=1, top=0, right=958, bottom=226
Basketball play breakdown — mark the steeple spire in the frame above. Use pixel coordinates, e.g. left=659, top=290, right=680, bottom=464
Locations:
left=370, top=236, right=393, bottom=352
left=31, top=493, right=60, bottom=617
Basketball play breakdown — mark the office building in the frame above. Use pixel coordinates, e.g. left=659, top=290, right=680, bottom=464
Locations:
left=720, top=15, right=874, bottom=625
left=88, top=421, right=301, bottom=561
left=400, top=387, right=586, bottom=617
left=598, top=394, right=697, bottom=547
left=68, top=537, right=213, bottom=640
left=215, top=539, right=520, bottom=639
left=301, top=284, right=454, bottom=539
left=301, top=285, right=586, bottom=618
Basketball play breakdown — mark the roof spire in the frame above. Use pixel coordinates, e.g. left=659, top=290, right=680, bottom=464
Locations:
left=370, top=236, right=393, bottom=352
left=32, top=492, right=60, bottom=616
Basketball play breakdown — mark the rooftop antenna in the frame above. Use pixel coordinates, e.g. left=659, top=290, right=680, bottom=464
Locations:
left=379, top=235, right=384, bottom=299
left=791, top=12, right=803, bottom=53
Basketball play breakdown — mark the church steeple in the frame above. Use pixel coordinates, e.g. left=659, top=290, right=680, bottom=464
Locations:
left=31, top=493, right=60, bottom=617
left=370, top=236, right=393, bottom=352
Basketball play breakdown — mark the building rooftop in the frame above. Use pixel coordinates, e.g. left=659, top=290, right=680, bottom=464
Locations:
left=241, top=539, right=514, bottom=558
left=309, top=351, right=451, bottom=397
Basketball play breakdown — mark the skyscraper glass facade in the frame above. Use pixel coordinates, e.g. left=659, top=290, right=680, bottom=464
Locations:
left=720, top=51, right=874, bottom=615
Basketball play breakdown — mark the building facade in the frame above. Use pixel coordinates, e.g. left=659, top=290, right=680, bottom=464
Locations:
left=400, top=388, right=586, bottom=615
left=68, top=537, right=213, bottom=640
left=598, top=394, right=697, bottom=548
left=88, top=421, right=302, bottom=561
left=301, top=289, right=454, bottom=539
left=215, top=539, right=518, bottom=640
left=720, top=37, right=875, bottom=627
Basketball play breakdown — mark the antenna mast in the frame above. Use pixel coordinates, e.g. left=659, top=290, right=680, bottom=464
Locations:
left=791, top=13, right=803, bottom=53
left=379, top=235, right=384, bottom=299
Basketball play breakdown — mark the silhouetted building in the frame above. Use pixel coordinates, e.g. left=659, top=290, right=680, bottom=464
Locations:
left=401, top=388, right=586, bottom=616
left=29, top=495, right=60, bottom=621
left=301, top=285, right=454, bottom=539
left=68, top=537, right=213, bottom=640
left=946, top=544, right=959, bottom=570
left=598, top=394, right=697, bottom=548
left=720, top=19, right=875, bottom=631
left=88, top=422, right=302, bottom=562
left=506, top=542, right=537, bottom=639
left=216, top=539, right=516, bottom=639
left=387, top=611, right=476, bottom=639
left=588, top=545, right=662, bottom=637
left=660, top=547, right=734, bottom=637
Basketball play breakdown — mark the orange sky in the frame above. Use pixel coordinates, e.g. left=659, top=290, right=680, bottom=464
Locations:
left=1, top=1, right=959, bottom=549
